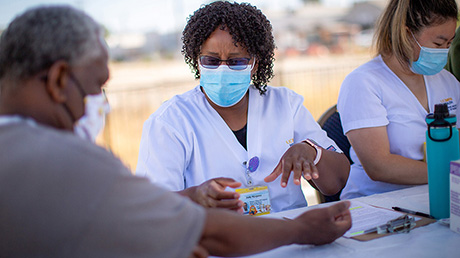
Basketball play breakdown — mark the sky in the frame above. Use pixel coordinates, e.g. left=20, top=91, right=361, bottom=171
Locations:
left=0, top=0, right=365, bottom=34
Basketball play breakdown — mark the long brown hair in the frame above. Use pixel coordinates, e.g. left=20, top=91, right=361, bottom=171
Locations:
left=373, top=0, right=458, bottom=69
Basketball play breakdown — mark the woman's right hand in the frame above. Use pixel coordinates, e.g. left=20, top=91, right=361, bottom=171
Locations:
left=179, top=177, right=243, bottom=212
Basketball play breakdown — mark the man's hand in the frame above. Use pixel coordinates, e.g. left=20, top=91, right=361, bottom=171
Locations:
left=293, top=201, right=352, bottom=245
left=189, top=245, right=209, bottom=258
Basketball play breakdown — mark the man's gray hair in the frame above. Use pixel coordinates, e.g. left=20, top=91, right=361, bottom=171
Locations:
left=0, top=5, right=103, bottom=81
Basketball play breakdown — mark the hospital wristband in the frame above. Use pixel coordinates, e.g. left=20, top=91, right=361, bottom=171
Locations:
left=303, top=139, right=322, bottom=166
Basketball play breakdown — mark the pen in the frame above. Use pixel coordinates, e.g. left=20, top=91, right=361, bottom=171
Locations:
left=392, top=206, right=435, bottom=219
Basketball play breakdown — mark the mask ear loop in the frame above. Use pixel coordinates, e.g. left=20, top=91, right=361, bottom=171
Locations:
left=250, top=58, right=257, bottom=71
left=409, top=31, right=424, bottom=65
left=249, top=58, right=257, bottom=84
left=64, top=73, right=87, bottom=125
left=102, top=88, right=109, bottom=106
left=410, top=31, right=423, bottom=49
left=100, top=88, right=113, bottom=151
left=62, top=102, right=78, bottom=123
left=68, top=73, right=87, bottom=98
left=102, top=88, right=107, bottom=99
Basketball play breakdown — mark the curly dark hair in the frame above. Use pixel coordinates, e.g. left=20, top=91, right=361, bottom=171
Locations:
left=181, top=1, right=275, bottom=94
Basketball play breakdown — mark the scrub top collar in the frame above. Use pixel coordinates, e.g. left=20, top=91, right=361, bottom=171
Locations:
left=200, top=85, right=262, bottom=172
left=0, top=115, right=37, bottom=127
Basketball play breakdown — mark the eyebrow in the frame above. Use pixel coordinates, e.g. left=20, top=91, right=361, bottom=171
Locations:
left=202, top=51, right=219, bottom=55
left=202, top=51, right=246, bottom=57
left=437, top=34, right=456, bottom=41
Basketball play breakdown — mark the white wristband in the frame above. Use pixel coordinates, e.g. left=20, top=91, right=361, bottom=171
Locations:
left=303, top=139, right=322, bottom=165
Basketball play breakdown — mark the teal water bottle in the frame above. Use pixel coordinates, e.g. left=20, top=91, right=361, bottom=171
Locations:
left=426, top=103, right=460, bottom=219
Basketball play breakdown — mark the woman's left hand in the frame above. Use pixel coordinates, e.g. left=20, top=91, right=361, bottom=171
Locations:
left=264, top=142, right=318, bottom=187
left=180, top=177, right=244, bottom=212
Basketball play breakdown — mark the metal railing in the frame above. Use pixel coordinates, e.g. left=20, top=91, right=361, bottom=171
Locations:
left=98, top=55, right=370, bottom=170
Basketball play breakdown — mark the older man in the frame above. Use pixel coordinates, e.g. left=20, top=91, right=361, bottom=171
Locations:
left=0, top=5, right=351, bottom=258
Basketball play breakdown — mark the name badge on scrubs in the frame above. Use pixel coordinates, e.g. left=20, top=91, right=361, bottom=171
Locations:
left=236, top=186, right=271, bottom=216
left=238, top=156, right=271, bottom=216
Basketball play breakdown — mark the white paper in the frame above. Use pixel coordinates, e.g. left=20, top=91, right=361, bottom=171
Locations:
left=344, top=200, right=407, bottom=238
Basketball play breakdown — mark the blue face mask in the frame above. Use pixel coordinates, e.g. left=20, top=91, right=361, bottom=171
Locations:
left=200, top=64, right=252, bottom=107
left=410, top=33, right=449, bottom=76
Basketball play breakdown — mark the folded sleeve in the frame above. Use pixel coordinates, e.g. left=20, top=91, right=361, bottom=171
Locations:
left=290, top=90, right=342, bottom=152
left=136, top=115, right=189, bottom=191
left=337, top=71, right=389, bottom=134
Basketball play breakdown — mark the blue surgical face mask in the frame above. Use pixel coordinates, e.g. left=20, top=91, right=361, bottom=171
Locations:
left=200, top=63, right=253, bottom=107
left=410, top=32, right=449, bottom=76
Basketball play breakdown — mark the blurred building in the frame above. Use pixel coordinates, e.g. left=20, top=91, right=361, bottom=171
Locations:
left=107, top=31, right=182, bottom=61
left=269, top=1, right=385, bottom=56
left=106, top=0, right=387, bottom=61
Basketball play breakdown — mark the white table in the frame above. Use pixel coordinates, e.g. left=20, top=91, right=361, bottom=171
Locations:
left=226, top=185, right=460, bottom=258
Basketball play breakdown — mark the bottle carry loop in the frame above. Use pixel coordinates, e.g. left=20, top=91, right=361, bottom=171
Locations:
left=425, top=102, right=459, bottom=219
left=427, top=120, right=453, bottom=142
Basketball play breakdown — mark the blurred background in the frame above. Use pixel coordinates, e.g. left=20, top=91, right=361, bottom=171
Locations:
left=1, top=0, right=391, bottom=204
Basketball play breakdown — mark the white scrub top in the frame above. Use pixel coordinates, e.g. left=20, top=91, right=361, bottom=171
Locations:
left=338, top=55, right=460, bottom=199
left=136, top=85, right=341, bottom=212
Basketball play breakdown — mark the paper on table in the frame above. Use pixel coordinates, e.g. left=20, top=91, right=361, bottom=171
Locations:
left=344, top=200, right=417, bottom=238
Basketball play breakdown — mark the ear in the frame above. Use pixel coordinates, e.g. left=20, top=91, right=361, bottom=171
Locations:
left=44, top=60, right=71, bottom=104
left=405, top=26, right=416, bottom=41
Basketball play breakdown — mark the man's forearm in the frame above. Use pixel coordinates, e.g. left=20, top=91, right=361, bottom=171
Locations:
left=199, top=209, right=297, bottom=257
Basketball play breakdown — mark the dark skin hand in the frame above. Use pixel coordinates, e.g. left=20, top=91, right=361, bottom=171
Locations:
left=265, top=141, right=350, bottom=196
left=189, top=245, right=209, bottom=258
left=292, top=201, right=352, bottom=245
left=266, top=141, right=319, bottom=186
left=179, top=177, right=244, bottom=212
left=198, top=201, right=352, bottom=257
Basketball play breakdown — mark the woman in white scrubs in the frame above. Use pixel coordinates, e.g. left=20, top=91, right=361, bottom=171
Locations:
left=338, top=0, right=460, bottom=199
left=136, top=2, right=350, bottom=213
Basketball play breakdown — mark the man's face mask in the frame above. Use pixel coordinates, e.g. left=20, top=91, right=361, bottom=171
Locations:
left=410, top=32, right=450, bottom=76
left=67, top=74, right=110, bottom=142
left=73, top=92, right=110, bottom=142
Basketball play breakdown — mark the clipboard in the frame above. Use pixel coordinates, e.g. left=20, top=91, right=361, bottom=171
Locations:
left=351, top=210, right=437, bottom=241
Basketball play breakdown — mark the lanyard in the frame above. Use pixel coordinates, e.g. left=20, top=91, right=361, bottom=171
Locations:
left=243, top=156, right=259, bottom=186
